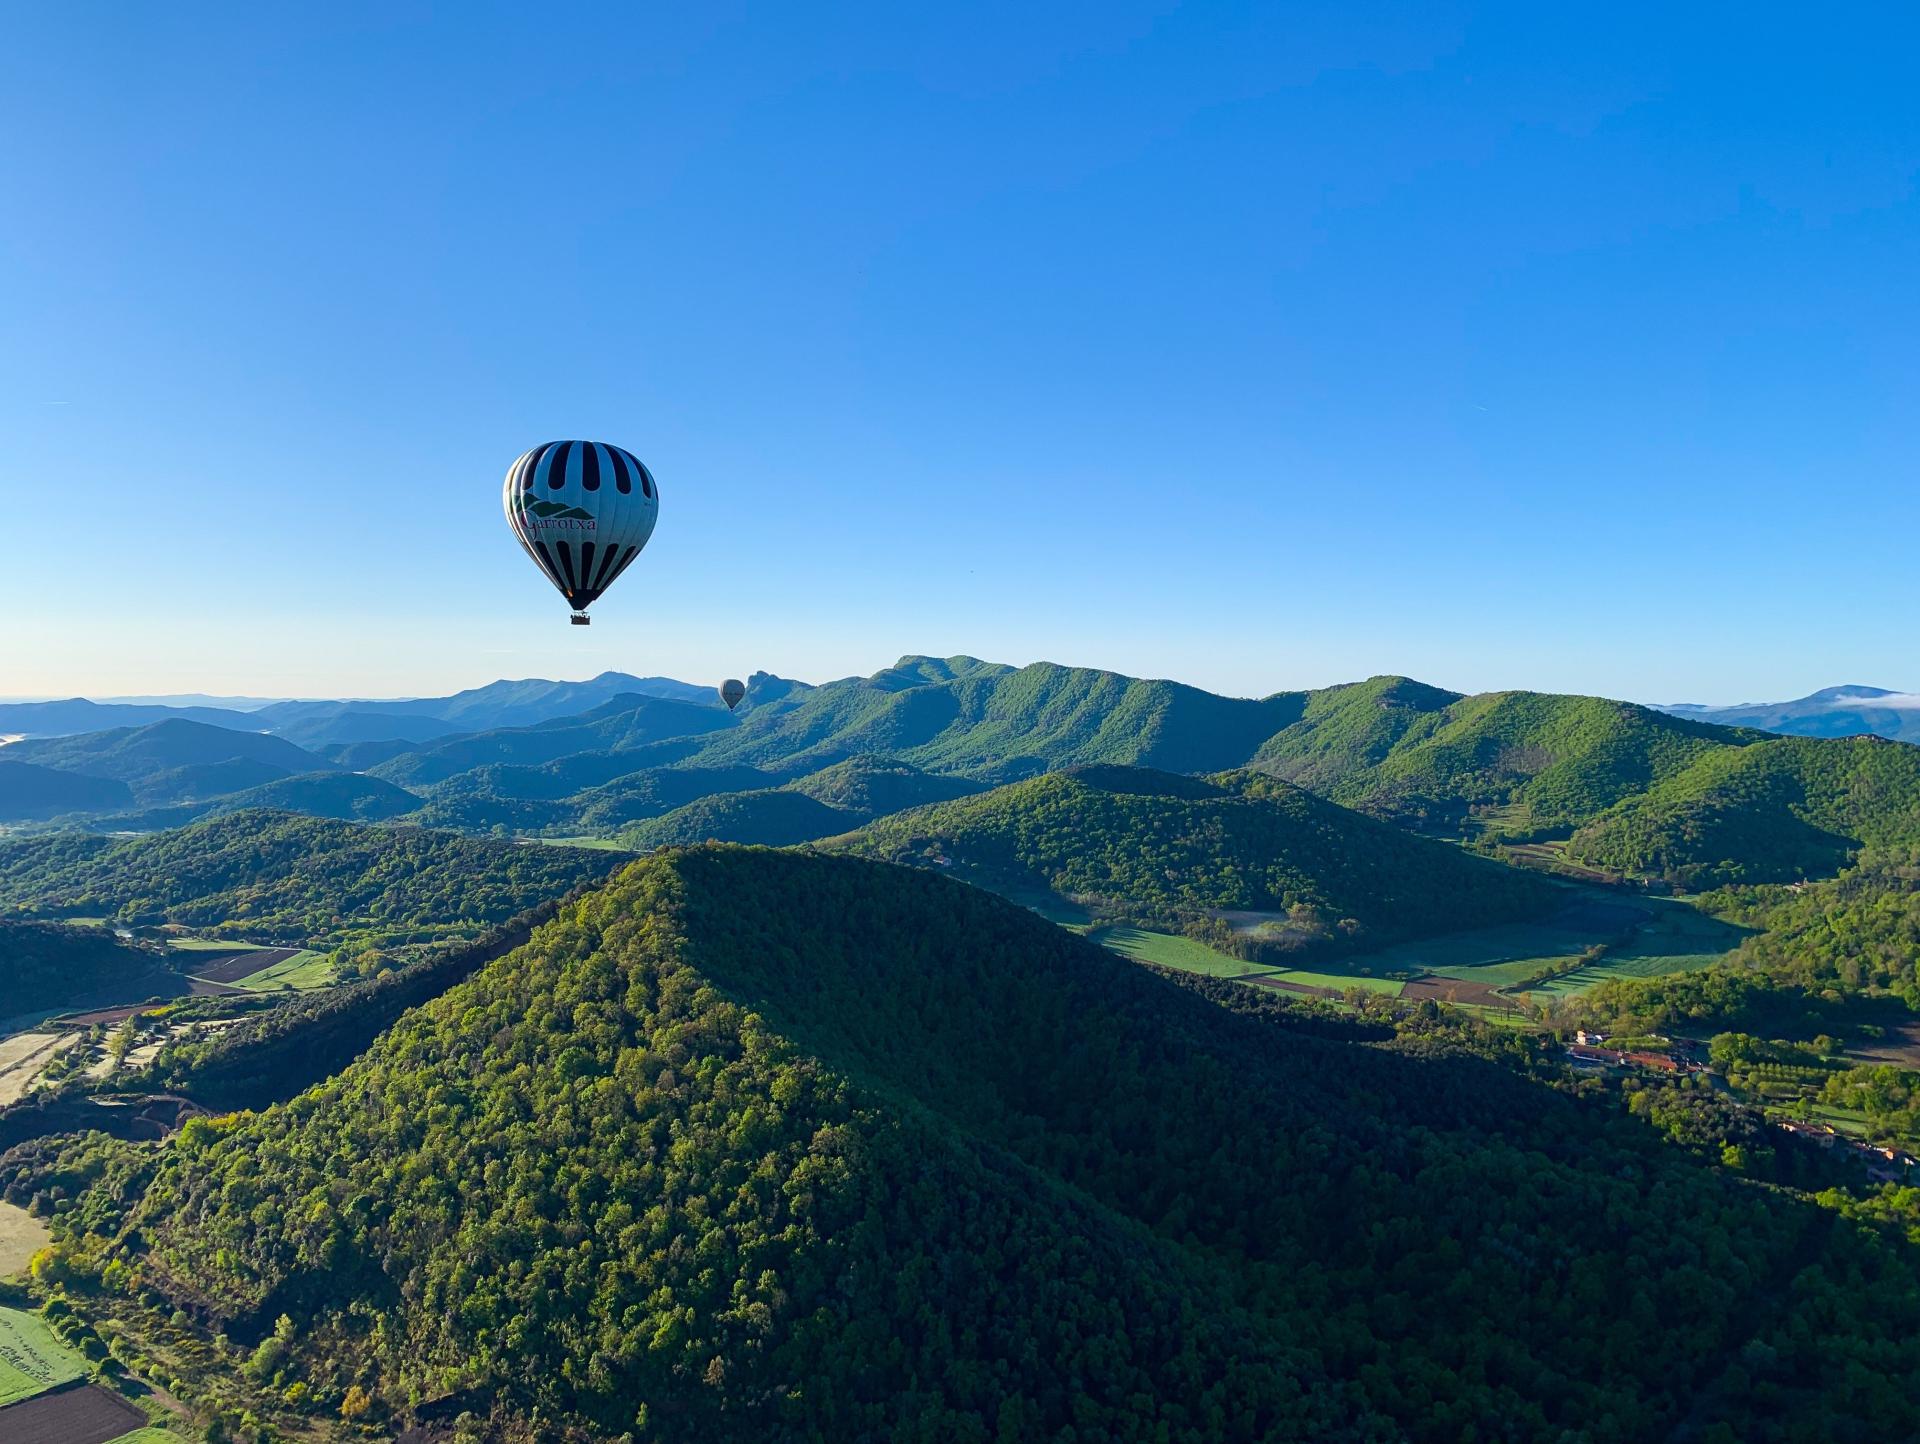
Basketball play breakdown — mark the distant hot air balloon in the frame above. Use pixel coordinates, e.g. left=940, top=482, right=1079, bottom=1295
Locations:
left=503, top=441, right=659, bottom=624
left=719, top=679, right=746, bottom=711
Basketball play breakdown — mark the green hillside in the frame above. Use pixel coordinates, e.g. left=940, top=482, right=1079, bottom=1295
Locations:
left=1565, top=735, right=1920, bottom=885
left=1252, top=678, right=1746, bottom=834
left=782, top=754, right=990, bottom=814
left=609, top=757, right=989, bottom=850
left=0, top=810, right=622, bottom=949
left=47, top=848, right=1920, bottom=1441
left=617, top=788, right=858, bottom=849
left=682, top=657, right=1305, bottom=780
left=827, top=764, right=1559, bottom=952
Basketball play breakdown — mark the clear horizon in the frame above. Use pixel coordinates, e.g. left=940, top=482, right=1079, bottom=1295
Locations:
left=6, top=4, right=1916, bottom=707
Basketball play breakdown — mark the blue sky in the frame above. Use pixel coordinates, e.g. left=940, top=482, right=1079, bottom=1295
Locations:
left=3, top=2, right=1915, bottom=703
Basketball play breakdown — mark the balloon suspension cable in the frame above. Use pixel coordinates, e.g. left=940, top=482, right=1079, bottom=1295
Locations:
left=570, top=611, right=592, bottom=626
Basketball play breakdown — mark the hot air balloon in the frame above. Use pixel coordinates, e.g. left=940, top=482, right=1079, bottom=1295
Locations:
left=503, top=441, right=659, bottom=624
left=719, top=678, right=746, bottom=711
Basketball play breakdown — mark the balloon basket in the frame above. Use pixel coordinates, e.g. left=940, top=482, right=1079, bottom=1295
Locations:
left=570, top=612, right=591, bottom=626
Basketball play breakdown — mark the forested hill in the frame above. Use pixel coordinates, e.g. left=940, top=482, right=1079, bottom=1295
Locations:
left=825, top=764, right=1558, bottom=947
left=18, top=660, right=1920, bottom=891
left=1564, top=733, right=1920, bottom=885
left=667, top=657, right=1309, bottom=778
left=65, top=847, right=1920, bottom=1441
left=1248, top=675, right=1750, bottom=834
left=0, top=811, right=624, bottom=948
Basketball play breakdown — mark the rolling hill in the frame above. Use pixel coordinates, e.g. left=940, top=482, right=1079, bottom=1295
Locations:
left=95, top=771, right=423, bottom=832
left=0, top=811, right=623, bottom=948
left=3, top=720, right=334, bottom=795
left=368, top=694, right=735, bottom=787
left=66, top=847, right=1920, bottom=1441
left=1564, top=734, right=1920, bottom=885
left=826, top=764, right=1559, bottom=950
left=0, top=760, right=132, bottom=822
left=0, top=697, right=260, bottom=739
left=1249, top=676, right=1748, bottom=835
left=612, top=756, right=992, bottom=849
left=618, top=787, right=861, bottom=848
left=681, top=657, right=1306, bottom=779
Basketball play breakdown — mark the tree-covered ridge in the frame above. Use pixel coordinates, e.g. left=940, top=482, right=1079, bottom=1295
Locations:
left=0, top=810, right=623, bottom=949
left=780, top=754, right=988, bottom=814
left=0, top=920, right=178, bottom=1015
left=1565, top=735, right=1920, bottom=885
left=825, top=763, right=1558, bottom=944
left=616, top=787, right=858, bottom=849
left=610, top=756, right=993, bottom=850
left=58, top=847, right=1920, bottom=1441
left=677, top=658, right=1306, bottom=780
left=1251, top=677, right=1746, bottom=834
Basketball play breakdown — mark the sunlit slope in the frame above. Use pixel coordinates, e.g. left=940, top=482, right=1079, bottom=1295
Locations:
left=99, top=847, right=1920, bottom=1441
left=1251, top=677, right=1751, bottom=833
left=682, top=658, right=1306, bottom=779
left=1566, top=733, right=1920, bottom=884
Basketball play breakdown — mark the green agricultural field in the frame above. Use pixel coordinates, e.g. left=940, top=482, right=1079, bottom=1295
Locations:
left=229, top=950, right=334, bottom=991
left=529, top=835, right=633, bottom=851
left=166, top=936, right=258, bottom=952
left=1346, top=918, right=1609, bottom=983
left=1089, top=926, right=1406, bottom=996
left=104, top=1430, right=182, bottom=1444
left=1341, top=896, right=1745, bottom=999
left=0, top=1305, right=87, bottom=1406
left=1526, top=905, right=1748, bottom=998
left=1260, top=967, right=1405, bottom=996
left=1089, top=926, right=1272, bottom=976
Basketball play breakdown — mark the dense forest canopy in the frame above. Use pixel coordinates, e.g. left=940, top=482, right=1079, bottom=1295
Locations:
left=826, top=764, right=1560, bottom=946
left=0, top=811, right=623, bottom=949
left=1565, top=735, right=1920, bottom=885
left=36, top=846, right=1920, bottom=1442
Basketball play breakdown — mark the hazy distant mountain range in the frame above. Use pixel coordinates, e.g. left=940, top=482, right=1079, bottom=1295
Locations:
left=0, top=671, right=716, bottom=746
left=1657, top=685, right=1920, bottom=743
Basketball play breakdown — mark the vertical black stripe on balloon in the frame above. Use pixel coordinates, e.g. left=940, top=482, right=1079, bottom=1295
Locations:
left=532, top=540, right=566, bottom=590
left=521, top=442, right=553, bottom=491
left=617, top=448, right=653, bottom=499
left=579, top=541, right=597, bottom=588
left=545, top=440, right=574, bottom=489
left=581, top=443, right=602, bottom=491
left=606, top=446, right=633, bottom=494
left=556, top=541, right=580, bottom=593
left=590, top=540, right=619, bottom=589
left=605, top=544, right=639, bottom=585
